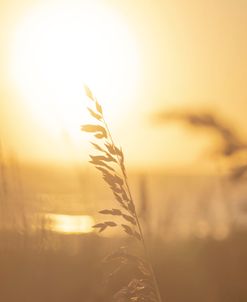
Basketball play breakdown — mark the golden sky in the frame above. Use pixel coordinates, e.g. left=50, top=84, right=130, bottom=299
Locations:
left=1, top=0, right=247, bottom=171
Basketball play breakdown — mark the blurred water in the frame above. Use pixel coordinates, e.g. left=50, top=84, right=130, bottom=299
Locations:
left=1, top=163, right=246, bottom=240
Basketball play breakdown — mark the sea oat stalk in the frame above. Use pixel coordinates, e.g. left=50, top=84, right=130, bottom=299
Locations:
left=81, top=86, right=162, bottom=302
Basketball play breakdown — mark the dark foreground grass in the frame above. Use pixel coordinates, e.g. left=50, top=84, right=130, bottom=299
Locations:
left=1, top=229, right=247, bottom=302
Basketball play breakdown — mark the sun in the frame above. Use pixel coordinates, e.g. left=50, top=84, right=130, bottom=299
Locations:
left=9, top=1, right=140, bottom=143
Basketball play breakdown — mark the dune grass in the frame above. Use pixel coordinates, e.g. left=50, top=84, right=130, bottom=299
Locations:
left=81, top=86, right=162, bottom=302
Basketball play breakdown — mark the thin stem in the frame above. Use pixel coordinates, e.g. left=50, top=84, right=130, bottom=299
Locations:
left=126, top=179, right=163, bottom=302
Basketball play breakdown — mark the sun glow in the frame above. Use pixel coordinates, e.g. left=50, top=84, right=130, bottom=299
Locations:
left=9, top=1, right=139, bottom=142
left=46, top=214, right=95, bottom=234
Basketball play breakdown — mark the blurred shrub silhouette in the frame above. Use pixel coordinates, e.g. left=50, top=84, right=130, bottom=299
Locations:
left=155, top=110, right=247, bottom=181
